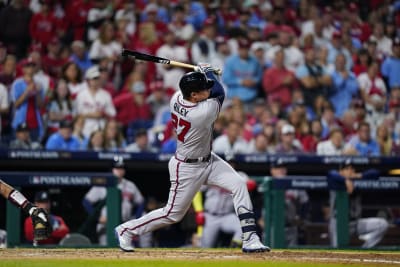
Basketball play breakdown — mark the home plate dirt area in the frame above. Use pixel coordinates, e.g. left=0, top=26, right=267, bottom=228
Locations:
left=1, top=248, right=400, bottom=265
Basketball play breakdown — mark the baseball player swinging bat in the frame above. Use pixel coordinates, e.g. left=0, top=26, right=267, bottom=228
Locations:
left=121, top=49, right=222, bottom=75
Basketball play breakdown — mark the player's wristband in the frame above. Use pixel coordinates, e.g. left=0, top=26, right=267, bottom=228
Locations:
left=8, top=189, right=28, bottom=207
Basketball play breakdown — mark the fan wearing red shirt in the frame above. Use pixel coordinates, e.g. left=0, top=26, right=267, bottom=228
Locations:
left=29, top=0, right=58, bottom=50
left=64, top=0, right=92, bottom=41
left=262, top=49, right=297, bottom=108
left=24, top=191, right=69, bottom=245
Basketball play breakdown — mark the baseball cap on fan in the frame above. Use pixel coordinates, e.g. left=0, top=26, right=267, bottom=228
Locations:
left=281, top=124, right=295, bottom=135
left=85, top=65, right=100, bottom=80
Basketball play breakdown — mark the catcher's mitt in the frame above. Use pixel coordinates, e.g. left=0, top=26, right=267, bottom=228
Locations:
left=31, top=207, right=52, bottom=241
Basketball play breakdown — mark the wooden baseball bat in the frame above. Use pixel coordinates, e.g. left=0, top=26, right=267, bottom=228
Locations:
left=121, top=49, right=197, bottom=70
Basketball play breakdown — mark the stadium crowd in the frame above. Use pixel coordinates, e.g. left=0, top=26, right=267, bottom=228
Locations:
left=0, top=0, right=399, bottom=157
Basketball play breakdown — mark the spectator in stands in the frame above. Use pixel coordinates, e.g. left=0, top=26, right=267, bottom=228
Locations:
left=82, top=156, right=145, bottom=245
left=28, top=50, right=53, bottom=100
left=29, top=0, right=58, bottom=50
left=103, top=119, right=126, bottom=152
left=71, top=115, right=86, bottom=146
left=24, top=190, right=70, bottom=245
left=326, top=31, right=353, bottom=71
left=9, top=122, right=41, bottom=150
left=248, top=133, right=270, bottom=154
left=113, top=80, right=153, bottom=139
left=212, top=120, right=249, bottom=155
left=301, top=119, right=323, bottom=153
left=86, top=0, right=113, bottom=43
left=329, top=53, right=359, bottom=118
left=86, top=129, right=105, bottom=152
left=266, top=31, right=304, bottom=73
left=146, top=79, right=169, bottom=118
left=41, top=37, right=68, bottom=79
left=295, top=48, right=332, bottom=108
left=0, top=0, right=32, bottom=59
left=275, top=123, right=303, bottom=154
left=11, top=58, right=44, bottom=141
left=317, top=128, right=346, bottom=156
left=0, top=55, right=17, bottom=89
left=129, top=22, right=160, bottom=84
left=125, top=128, right=158, bottom=153
left=381, top=38, right=400, bottom=92
left=358, top=61, right=387, bottom=113
left=191, top=18, right=218, bottom=64
left=142, top=3, right=169, bottom=33
left=65, top=0, right=91, bottom=41
left=222, top=38, right=262, bottom=110
left=269, top=159, right=309, bottom=246
left=338, top=110, right=358, bottom=141
left=327, top=160, right=389, bottom=248
left=69, top=40, right=93, bottom=74
left=0, top=82, right=9, bottom=139
left=346, top=122, right=380, bottom=156
left=155, top=30, right=188, bottom=91
left=370, top=22, right=392, bottom=60
left=61, top=61, right=85, bottom=99
left=320, top=106, right=338, bottom=140
left=375, top=122, right=393, bottom=156
left=168, top=5, right=195, bottom=44
left=114, top=2, right=136, bottom=38
left=76, top=65, right=116, bottom=139
left=262, top=49, right=297, bottom=108
left=45, top=120, right=81, bottom=151
left=89, top=20, right=122, bottom=65
left=97, top=59, right=118, bottom=98
left=353, top=49, right=372, bottom=77
left=46, top=79, right=75, bottom=135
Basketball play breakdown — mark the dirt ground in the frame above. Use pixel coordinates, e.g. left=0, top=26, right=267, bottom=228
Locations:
left=1, top=248, right=400, bottom=265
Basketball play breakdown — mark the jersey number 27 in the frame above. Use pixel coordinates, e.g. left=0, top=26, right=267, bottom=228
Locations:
left=171, top=113, right=191, bottom=142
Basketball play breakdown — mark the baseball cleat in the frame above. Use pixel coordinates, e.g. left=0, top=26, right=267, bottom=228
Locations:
left=114, top=227, right=135, bottom=252
left=242, top=237, right=271, bottom=253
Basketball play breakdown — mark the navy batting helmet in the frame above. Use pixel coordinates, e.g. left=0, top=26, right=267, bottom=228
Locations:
left=179, top=72, right=214, bottom=98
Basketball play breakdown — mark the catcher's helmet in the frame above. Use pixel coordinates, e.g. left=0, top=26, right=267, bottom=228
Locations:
left=179, top=72, right=214, bottom=98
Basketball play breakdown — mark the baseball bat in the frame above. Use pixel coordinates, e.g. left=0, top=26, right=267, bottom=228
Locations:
left=121, top=49, right=197, bottom=70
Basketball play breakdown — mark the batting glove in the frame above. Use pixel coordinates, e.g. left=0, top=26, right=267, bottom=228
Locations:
left=195, top=63, right=222, bottom=75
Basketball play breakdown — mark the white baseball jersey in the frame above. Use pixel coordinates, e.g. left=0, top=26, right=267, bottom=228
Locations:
left=170, top=91, right=220, bottom=160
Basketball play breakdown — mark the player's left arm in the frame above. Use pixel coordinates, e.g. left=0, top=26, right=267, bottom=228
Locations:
left=206, top=71, right=225, bottom=106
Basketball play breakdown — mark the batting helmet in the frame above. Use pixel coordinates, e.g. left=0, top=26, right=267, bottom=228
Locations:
left=179, top=72, right=214, bottom=98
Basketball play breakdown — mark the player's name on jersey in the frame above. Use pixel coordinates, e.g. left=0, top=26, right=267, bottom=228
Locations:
left=174, top=103, right=189, bottom=116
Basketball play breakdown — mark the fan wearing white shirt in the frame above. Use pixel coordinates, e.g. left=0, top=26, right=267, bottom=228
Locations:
left=76, top=66, right=116, bottom=138
left=316, top=128, right=345, bottom=155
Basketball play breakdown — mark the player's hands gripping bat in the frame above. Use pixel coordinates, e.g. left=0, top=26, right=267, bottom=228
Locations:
left=194, top=62, right=222, bottom=76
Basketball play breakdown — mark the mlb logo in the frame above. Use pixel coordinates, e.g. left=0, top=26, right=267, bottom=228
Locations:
left=31, top=176, right=41, bottom=184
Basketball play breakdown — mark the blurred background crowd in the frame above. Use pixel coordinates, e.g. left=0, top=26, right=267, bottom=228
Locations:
left=0, top=0, right=399, bottom=157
